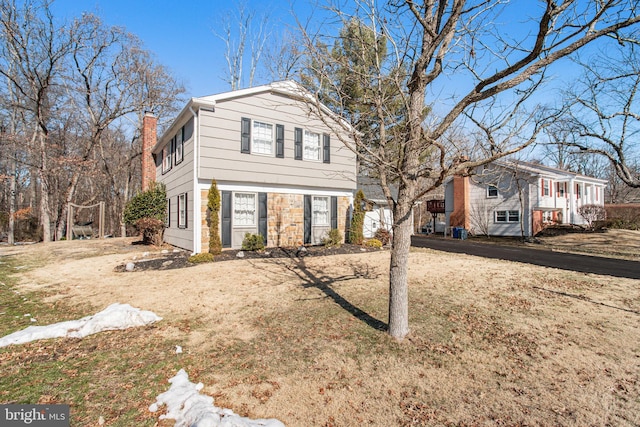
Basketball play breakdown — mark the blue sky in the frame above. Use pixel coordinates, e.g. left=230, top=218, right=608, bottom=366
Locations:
left=50, top=0, right=305, bottom=97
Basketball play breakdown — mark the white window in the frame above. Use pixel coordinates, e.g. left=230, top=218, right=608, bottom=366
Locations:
left=162, top=143, right=172, bottom=173
left=233, top=193, right=256, bottom=226
left=304, top=130, right=321, bottom=161
left=487, top=185, right=498, bottom=198
left=542, top=179, right=550, bottom=197
left=252, top=121, right=273, bottom=155
left=175, top=128, right=184, bottom=164
left=312, top=196, right=329, bottom=226
left=542, top=211, right=553, bottom=223
left=495, top=210, right=519, bottom=223
left=557, top=182, right=565, bottom=198
left=178, top=193, right=187, bottom=228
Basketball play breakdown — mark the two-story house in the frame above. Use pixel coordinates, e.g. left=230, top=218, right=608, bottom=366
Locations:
left=141, top=81, right=357, bottom=252
left=444, top=160, right=607, bottom=237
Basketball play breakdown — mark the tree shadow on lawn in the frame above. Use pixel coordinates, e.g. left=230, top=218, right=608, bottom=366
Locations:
left=261, top=256, right=388, bottom=332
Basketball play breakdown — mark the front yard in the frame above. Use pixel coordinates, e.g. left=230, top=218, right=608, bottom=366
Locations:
left=0, top=235, right=638, bottom=425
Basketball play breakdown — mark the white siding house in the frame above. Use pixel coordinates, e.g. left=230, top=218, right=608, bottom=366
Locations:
left=146, top=81, right=357, bottom=252
left=444, top=161, right=607, bottom=237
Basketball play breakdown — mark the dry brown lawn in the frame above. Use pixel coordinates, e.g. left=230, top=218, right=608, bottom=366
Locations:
left=1, top=231, right=639, bottom=426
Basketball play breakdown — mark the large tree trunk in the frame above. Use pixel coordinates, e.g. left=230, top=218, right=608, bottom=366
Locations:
left=388, top=195, right=414, bottom=339
left=38, top=132, right=51, bottom=242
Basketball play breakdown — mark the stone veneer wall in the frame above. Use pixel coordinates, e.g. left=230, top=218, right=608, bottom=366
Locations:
left=199, top=190, right=352, bottom=252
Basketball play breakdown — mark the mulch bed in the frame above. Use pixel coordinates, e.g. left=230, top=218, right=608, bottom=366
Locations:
left=114, top=244, right=384, bottom=272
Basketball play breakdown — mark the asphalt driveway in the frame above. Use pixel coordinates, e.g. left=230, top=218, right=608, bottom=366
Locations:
left=411, top=235, right=640, bottom=280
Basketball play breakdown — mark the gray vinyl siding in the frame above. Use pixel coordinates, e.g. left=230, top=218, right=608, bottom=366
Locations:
left=468, top=168, right=532, bottom=237
left=198, top=92, right=356, bottom=190
left=156, top=117, right=195, bottom=252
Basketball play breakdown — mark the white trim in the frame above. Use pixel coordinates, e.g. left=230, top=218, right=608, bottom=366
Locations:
left=190, top=106, right=201, bottom=254
left=198, top=180, right=353, bottom=198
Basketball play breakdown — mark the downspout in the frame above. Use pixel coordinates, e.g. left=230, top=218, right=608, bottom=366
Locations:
left=189, top=105, right=200, bottom=254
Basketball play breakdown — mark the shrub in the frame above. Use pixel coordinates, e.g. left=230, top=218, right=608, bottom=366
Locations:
left=605, top=204, right=640, bottom=230
left=364, top=238, right=382, bottom=248
left=242, top=233, right=265, bottom=251
left=374, top=228, right=391, bottom=245
left=123, top=182, right=167, bottom=225
left=578, top=204, right=607, bottom=230
left=188, top=253, right=215, bottom=263
left=135, top=217, right=164, bottom=246
left=323, top=228, right=343, bottom=247
left=207, top=180, right=222, bottom=254
left=349, top=189, right=366, bottom=245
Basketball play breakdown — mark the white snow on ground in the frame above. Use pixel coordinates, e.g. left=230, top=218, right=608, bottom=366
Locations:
left=150, top=369, right=285, bottom=427
left=0, top=303, right=162, bottom=348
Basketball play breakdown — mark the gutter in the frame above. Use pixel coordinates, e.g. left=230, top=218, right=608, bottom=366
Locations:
left=189, top=105, right=200, bottom=254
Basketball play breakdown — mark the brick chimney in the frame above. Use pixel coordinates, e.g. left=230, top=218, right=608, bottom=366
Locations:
left=141, top=112, right=157, bottom=191
left=449, top=156, right=471, bottom=229
left=449, top=175, right=470, bottom=229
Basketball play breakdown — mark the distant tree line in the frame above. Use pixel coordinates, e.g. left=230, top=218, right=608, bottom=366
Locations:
left=0, top=0, right=185, bottom=243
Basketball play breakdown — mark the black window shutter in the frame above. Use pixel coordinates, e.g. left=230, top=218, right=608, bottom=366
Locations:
left=184, top=192, right=188, bottom=227
left=331, top=196, right=338, bottom=229
left=304, top=195, right=311, bottom=244
left=294, top=127, right=303, bottom=160
left=166, top=198, right=170, bottom=227
left=241, top=118, right=251, bottom=154
left=258, top=192, right=268, bottom=245
left=323, top=134, right=331, bottom=163
left=222, top=191, right=232, bottom=248
left=276, top=124, right=284, bottom=158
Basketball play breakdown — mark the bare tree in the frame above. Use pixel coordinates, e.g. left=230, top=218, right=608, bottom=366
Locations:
left=215, top=1, right=271, bottom=90
left=560, top=43, right=640, bottom=188
left=299, top=0, right=640, bottom=339
left=0, top=0, right=76, bottom=241
left=0, top=1, right=185, bottom=242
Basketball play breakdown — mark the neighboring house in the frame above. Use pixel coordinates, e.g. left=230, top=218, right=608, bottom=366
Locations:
left=444, top=160, right=607, bottom=237
left=356, top=176, right=397, bottom=238
left=141, top=81, right=357, bottom=252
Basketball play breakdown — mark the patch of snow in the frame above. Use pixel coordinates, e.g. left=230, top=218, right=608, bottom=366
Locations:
left=142, top=252, right=150, bottom=257
left=173, top=249, right=181, bottom=253
left=175, top=345, right=182, bottom=354
left=161, top=249, right=169, bottom=254
left=30, top=318, right=37, bottom=322
left=0, top=303, right=162, bottom=348
left=236, top=251, right=245, bottom=258
left=125, top=262, right=135, bottom=272
left=150, top=369, right=285, bottom=427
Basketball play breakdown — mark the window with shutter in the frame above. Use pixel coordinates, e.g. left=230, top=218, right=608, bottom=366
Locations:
left=323, top=134, right=330, bottom=163
left=276, top=124, right=284, bottom=158
left=241, top=117, right=251, bottom=153
left=294, top=128, right=303, bottom=160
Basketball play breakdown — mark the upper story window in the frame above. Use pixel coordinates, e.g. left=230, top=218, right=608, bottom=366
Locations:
left=175, top=127, right=184, bottom=164
left=487, top=185, right=498, bottom=198
left=252, top=121, right=273, bottom=155
left=304, top=130, right=321, bottom=161
left=241, top=117, right=284, bottom=157
left=542, top=178, right=550, bottom=197
left=557, top=182, right=565, bottom=197
left=162, top=143, right=172, bottom=174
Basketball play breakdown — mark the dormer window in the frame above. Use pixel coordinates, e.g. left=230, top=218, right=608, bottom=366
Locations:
left=487, top=185, right=498, bottom=198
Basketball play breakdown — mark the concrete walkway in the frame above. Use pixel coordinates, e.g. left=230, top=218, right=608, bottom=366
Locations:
left=411, top=235, right=640, bottom=280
